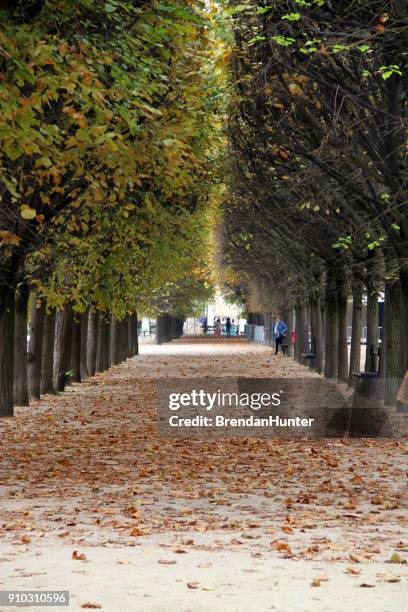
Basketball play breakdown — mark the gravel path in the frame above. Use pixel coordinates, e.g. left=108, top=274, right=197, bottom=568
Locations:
left=0, top=340, right=407, bottom=611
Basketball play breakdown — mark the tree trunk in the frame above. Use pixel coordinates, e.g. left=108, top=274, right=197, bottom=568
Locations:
left=349, top=281, right=363, bottom=386
left=284, top=308, right=293, bottom=357
left=96, top=313, right=106, bottom=373
left=41, top=309, right=56, bottom=395
left=14, top=283, right=29, bottom=406
left=300, top=303, right=310, bottom=366
left=131, top=313, right=139, bottom=356
left=111, top=315, right=121, bottom=364
left=156, top=315, right=169, bottom=345
left=0, top=283, right=16, bottom=417
left=87, top=309, right=98, bottom=377
left=399, top=266, right=408, bottom=379
left=309, top=297, right=323, bottom=373
left=80, top=309, right=89, bottom=380
left=127, top=317, right=133, bottom=358
left=53, top=304, right=73, bottom=392
left=337, top=274, right=349, bottom=383
left=365, top=288, right=379, bottom=372
left=324, top=265, right=339, bottom=379
left=27, top=298, right=45, bottom=400
left=70, top=315, right=81, bottom=382
left=105, top=316, right=111, bottom=369
left=294, top=304, right=301, bottom=362
left=120, top=318, right=128, bottom=362
left=384, top=276, right=401, bottom=406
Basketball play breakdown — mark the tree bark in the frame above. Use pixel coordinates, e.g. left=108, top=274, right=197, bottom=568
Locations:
left=365, top=287, right=379, bottom=372
left=349, top=281, right=363, bottom=386
left=324, top=264, right=339, bottom=379
left=80, top=309, right=89, bottom=380
left=309, top=297, right=323, bottom=373
left=27, top=298, right=45, bottom=400
left=111, top=315, right=121, bottom=364
left=105, top=316, right=111, bottom=369
left=284, top=308, right=293, bottom=357
left=384, top=276, right=401, bottom=406
left=0, top=282, right=16, bottom=417
left=337, top=273, right=349, bottom=383
left=399, top=267, right=408, bottom=379
left=293, top=304, right=301, bottom=362
left=131, top=313, right=139, bottom=356
left=120, top=318, right=129, bottom=362
left=87, top=309, right=98, bottom=377
left=14, top=283, right=30, bottom=406
left=156, top=315, right=170, bottom=345
left=300, top=304, right=310, bottom=366
left=41, top=309, right=56, bottom=394
left=96, top=313, right=106, bottom=373
left=70, top=315, right=81, bottom=382
left=53, top=304, right=73, bottom=392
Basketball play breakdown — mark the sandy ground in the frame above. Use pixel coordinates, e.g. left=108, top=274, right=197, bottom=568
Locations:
left=0, top=340, right=407, bottom=612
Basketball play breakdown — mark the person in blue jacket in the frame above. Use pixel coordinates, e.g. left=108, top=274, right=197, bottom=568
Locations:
left=273, top=316, right=287, bottom=355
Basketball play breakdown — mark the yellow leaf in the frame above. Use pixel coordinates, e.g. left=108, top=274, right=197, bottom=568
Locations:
left=20, top=206, right=37, bottom=220
left=0, top=231, right=22, bottom=246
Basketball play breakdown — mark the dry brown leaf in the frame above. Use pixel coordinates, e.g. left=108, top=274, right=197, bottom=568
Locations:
left=346, top=566, right=361, bottom=575
left=129, top=528, right=143, bottom=537
left=72, top=551, right=87, bottom=561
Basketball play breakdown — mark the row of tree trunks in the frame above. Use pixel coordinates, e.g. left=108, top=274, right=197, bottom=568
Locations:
left=156, top=315, right=185, bottom=344
left=1, top=291, right=139, bottom=416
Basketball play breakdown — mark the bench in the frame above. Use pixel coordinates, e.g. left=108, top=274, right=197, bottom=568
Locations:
left=353, top=371, right=379, bottom=379
left=302, top=353, right=317, bottom=360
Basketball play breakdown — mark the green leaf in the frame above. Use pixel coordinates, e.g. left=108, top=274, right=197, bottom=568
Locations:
left=257, top=6, right=272, bottom=14
left=104, top=3, right=116, bottom=13
left=248, top=35, right=266, bottom=45
left=272, top=36, right=296, bottom=47
left=282, top=13, right=301, bottom=22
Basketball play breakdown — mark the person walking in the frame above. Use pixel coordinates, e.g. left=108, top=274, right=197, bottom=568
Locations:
left=273, top=316, right=287, bottom=355
left=214, top=318, right=222, bottom=337
left=226, top=317, right=232, bottom=338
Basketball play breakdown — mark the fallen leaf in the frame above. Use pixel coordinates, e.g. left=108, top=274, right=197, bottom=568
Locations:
left=345, top=566, right=361, bottom=575
left=349, top=553, right=363, bottom=563
left=129, top=528, right=143, bottom=537
left=389, top=552, right=406, bottom=564
left=274, top=542, right=292, bottom=554
left=72, top=551, right=87, bottom=561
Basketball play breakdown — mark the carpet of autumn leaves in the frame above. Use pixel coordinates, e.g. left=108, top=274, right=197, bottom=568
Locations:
left=0, top=339, right=407, bottom=574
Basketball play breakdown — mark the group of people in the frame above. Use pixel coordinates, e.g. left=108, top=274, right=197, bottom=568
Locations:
left=199, top=313, right=288, bottom=349
left=214, top=316, right=235, bottom=337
